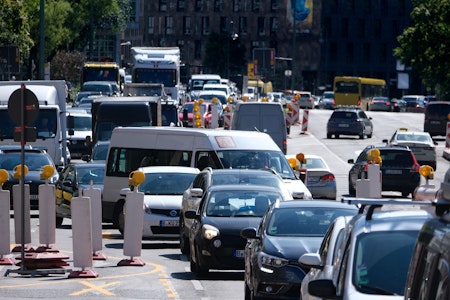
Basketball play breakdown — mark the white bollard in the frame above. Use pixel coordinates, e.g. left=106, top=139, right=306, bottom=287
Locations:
left=13, top=184, right=31, bottom=246
left=82, top=186, right=105, bottom=259
left=38, top=183, right=56, bottom=248
left=71, top=196, right=93, bottom=269
left=210, top=104, right=218, bottom=129
left=118, top=189, right=145, bottom=266
left=367, top=164, right=382, bottom=198
left=0, top=189, right=13, bottom=264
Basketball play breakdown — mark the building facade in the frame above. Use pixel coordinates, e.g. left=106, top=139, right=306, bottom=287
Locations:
left=121, top=0, right=422, bottom=97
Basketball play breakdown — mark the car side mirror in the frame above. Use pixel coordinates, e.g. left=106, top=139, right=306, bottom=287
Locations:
left=184, top=210, right=200, bottom=220
left=240, top=227, right=258, bottom=239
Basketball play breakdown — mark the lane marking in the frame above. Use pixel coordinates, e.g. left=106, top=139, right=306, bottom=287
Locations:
left=69, top=280, right=119, bottom=296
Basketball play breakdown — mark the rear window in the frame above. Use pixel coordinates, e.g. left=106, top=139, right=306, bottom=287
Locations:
left=331, top=111, right=357, bottom=119
left=426, top=103, right=450, bottom=116
left=380, top=150, right=414, bottom=167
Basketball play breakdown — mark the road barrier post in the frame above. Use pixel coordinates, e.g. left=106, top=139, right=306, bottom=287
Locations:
left=83, top=185, right=106, bottom=260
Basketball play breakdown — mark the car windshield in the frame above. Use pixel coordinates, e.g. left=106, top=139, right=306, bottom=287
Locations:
left=139, top=172, right=197, bottom=195
left=352, top=231, right=419, bottom=295
left=211, top=172, right=284, bottom=189
left=331, top=111, right=357, bottom=119
left=266, top=207, right=357, bottom=236
left=92, top=143, right=109, bottom=161
left=303, top=157, right=327, bottom=169
left=205, top=190, right=281, bottom=217
left=0, top=152, right=53, bottom=171
left=77, top=166, right=105, bottom=185
left=396, top=133, right=432, bottom=143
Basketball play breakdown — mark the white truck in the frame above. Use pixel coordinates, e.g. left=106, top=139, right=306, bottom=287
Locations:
left=131, top=47, right=182, bottom=104
left=0, top=80, right=69, bottom=167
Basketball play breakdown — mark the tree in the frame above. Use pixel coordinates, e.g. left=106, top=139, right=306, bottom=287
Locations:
left=394, top=0, right=450, bottom=100
left=50, top=51, right=84, bottom=84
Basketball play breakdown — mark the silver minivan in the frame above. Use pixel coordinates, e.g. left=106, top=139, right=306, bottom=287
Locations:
left=231, top=102, right=287, bottom=154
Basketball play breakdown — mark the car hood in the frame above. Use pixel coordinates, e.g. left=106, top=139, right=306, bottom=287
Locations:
left=6, top=170, right=56, bottom=184
left=263, top=235, right=322, bottom=260
left=143, top=195, right=182, bottom=209
left=203, top=216, right=262, bottom=234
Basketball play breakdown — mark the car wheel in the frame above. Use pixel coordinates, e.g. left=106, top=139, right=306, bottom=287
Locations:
left=359, top=132, right=365, bottom=139
left=179, top=217, right=190, bottom=254
left=402, top=191, right=410, bottom=198
left=192, top=243, right=209, bottom=276
left=56, top=216, right=63, bottom=227
left=367, top=133, right=372, bottom=138
left=327, top=133, right=332, bottom=139
left=335, top=134, right=340, bottom=139
left=190, top=247, right=198, bottom=273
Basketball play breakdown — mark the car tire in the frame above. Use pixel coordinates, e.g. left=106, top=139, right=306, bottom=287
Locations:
left=367, top=133, right=372, bottom=138
left=190, top=243, right=209, bottom=276
left=245, top=282, right=253, bottom=300
left=56, top=216, right=63, bottom=227
left=327, top=133, right=332, bottom=139
left=402, top=191, right=410, bottom=198
left=179, top=217, right=190, bottom=254
left=349, top=183, right=356, bottom=196
left=335, top=134, right=340, bottom=139
left=359, top=132, right=364, bottom=139
left=117, top=206, right=125, bottom=236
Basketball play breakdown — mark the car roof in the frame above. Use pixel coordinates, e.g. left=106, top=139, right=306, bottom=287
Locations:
left=69, top=163, right=105, bottom=169
left=207, top=184, right=281, bottom=192
left=202, top=168, right=279, bottom=176
left=138, top=166, right=200, bottom=174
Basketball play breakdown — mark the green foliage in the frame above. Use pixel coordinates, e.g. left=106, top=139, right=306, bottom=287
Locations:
left=50, top=51, right=85, bottom=84
left=0, top=0, right=34, bottom=59
left=394, top=0, right=450, bottom=100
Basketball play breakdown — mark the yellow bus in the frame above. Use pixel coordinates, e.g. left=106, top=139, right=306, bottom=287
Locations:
left=81, top=61, right=121, bottom=88
left=333, top=76, right=387, bottom=110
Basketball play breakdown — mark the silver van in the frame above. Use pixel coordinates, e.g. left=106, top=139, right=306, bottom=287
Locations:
left=231, top=102, right=287, bottom=154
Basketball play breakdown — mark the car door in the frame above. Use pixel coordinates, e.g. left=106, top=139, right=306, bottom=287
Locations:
left=359, top=111, right=372, bottom=134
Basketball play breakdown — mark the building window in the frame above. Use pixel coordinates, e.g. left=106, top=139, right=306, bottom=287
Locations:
left=253, top=0, right=260, bottom=12
left=341, top=18, right=348, bottom=38
left=357, top=19, right=365, bottom=38
left=202, top=16, right=210, bottom=35
left=194, top=40, right=201, bottom=60
left=214, top=0, right=222, bottom=12
left=159, top=0, right=167, bottom=12
left=148, top=17, right=155, bottom=34
left=270, top=17, right=279, bottom=33
left=330, top=42, right=337, bottom=62
left=233, top=0, right=240, bottom=12
left=177, top=0, right=185, bottom=11
left=363, top=42, right=371, bottom=63
left=239, top=17, right=247, bottom=35
left=220, top=17, right=228, bottom=33
left=165, top=16, right=174, bottom=35
left=346, top=43, right=354, bottom=63
left=183, top=16, right=192, bottom=35
left=271, top=0, right=279, bottom=11
left=374, top=19, right=381, bottom=39
left=380, top=43, right=387, bottom=63
left=257, top=17, right=265, bottom=36
left=195, top=0, right=202, bottom=12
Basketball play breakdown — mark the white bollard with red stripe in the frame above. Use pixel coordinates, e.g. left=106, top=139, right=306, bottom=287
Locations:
left=223, top=109, right=232, bottom=129
left=301, top=109, right=309, bottom=134
left=446, top=121, right=450, bottom=148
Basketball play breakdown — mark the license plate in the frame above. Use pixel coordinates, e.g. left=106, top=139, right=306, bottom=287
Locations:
left=430, top=120, right=440, bottom=124
left=385, top=169, right=402, bottom=175
left=338, top=124, right=349, bottom=127
left=160, top=220, right=179, bottom=227
left=233, top=250, right=245, bottom=258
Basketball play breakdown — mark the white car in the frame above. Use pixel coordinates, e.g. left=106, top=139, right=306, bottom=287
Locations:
left=306, top=199, right=433, bottom=300
left=119, top=166, right=199, bottom=238
left=383, top=128, right=437, bottom=170
left=299, top=215, right=355, bottom=300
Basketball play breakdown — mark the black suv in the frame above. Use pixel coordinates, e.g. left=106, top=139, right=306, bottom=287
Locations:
left=424, top=101, right=450, bottom=137
left=348, top=145, right=421, bottom=197
left=326, top=106, right=373, bottom=139
left=404, top=168, right=450, bottom=299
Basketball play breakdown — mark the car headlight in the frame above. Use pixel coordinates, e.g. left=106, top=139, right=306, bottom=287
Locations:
left=258, top=252, right=288, bottom=269
left=202, top=224, right=219, bottom=240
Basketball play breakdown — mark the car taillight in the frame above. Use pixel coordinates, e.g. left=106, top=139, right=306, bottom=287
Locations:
left=308, top=97, right=313, bottom=103
left=332, top=99, right=336, bottom=105
left=386, top=101, right=391, bottom=106
left=320, top=174, right=335, bottom=181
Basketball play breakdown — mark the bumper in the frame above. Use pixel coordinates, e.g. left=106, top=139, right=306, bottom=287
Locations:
left=142, top=213, right=179, bottom=238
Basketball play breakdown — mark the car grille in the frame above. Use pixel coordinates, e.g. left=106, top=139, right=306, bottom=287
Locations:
left=149, top=208, right=180, bottom=217
left=150, top=226, right=178, bottom=235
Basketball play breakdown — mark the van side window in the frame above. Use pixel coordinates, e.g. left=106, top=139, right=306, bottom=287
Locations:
left=107, top=147, right=192, bottom=177
left=196, top=151, right=221, bottom=170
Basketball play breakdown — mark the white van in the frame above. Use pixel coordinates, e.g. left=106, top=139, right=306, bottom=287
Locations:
left=103, top=127, right=311, bottom=226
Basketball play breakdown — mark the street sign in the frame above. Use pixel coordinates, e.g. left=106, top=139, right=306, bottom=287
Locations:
left=7, top=86, right=39, bottom=126
left=252, top=48, right=275, bottom=78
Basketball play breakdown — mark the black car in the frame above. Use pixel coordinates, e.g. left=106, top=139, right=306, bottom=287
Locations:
left=55, top=163, right=105, bottom=226
left=185, top=184, right=285, bottom=276
left=241, top=200, right=358, bottom=300
left=391, top=98, right=407, bottom=112
left=348, top=145, right=421, bottom=197
left=0, top=146, right=59, bottom=209
left=326, top=106, right=373, bottom=139
left=424, top=101, right=450, bottom=137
